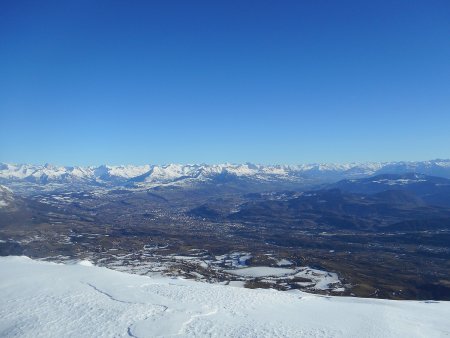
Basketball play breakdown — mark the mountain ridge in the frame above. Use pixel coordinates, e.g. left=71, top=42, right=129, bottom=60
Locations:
left=1, top=159, right=450, bottom=188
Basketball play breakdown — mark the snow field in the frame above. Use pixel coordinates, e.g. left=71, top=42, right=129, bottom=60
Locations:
left=0, top=256, right=449, bottom=337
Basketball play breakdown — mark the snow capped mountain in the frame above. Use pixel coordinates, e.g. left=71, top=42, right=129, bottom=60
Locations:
left=1, top=160, right=449, bottom=188
left=0, top=163, right=151, bottom=184
left=94, top=164, right=151, bottom=179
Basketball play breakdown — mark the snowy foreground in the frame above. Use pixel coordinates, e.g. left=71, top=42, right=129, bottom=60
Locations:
left=1, top=257, right=449, bottom=338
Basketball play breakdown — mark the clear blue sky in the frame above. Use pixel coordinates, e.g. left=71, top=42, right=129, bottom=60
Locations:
left=1, top=1, right=449, bottom=165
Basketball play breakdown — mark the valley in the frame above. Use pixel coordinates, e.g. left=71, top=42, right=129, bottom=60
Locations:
left=1, top=162, right=450, bottom=300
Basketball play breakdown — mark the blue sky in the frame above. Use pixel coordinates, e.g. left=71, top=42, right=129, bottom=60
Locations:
left=1, top=1, right=449, bottom=165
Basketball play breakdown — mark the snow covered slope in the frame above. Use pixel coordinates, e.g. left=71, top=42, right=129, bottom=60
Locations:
left=0, top=185, right=14, bottom=209
left=0, top=256, right=449, bottom=337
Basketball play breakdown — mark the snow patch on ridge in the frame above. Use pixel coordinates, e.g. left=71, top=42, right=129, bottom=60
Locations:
left=78, top=260, right=94, bottom=267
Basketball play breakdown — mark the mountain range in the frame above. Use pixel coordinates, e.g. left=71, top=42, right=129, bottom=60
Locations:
left=1, top=159, right=450, bottom=189
left=329, top=173, right=450, bottom=207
